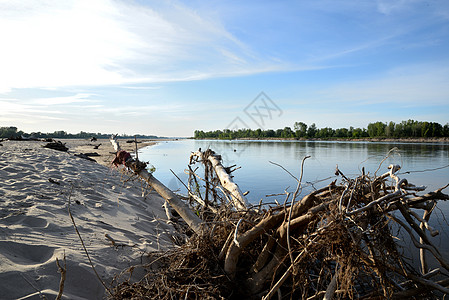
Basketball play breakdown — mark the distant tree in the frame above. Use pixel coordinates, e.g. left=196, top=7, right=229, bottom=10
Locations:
left=367, top=122, right=386, bottom=137
left=266, top=129, right=276, bottom=138
left=430, top=122, right=443, bottom=137
left=351, top=128, right=364, bottom=138
left=294, top=122, right=308, bottom=138
left=335, top=128, right=349, bottom=138
left=444, top=123, right=449, bottom=137
left=275, top=128, right=283, bottom=138
left=280, top=127, right=293, bottom=138
left=385, top=121, right=395, bottom=138
left=421, top=122, right=431, bottom=138
left=348, top=126, right=354, bottom=137
left=307, top=123, right=317, bottom=138
left=0, top=126, right=20, bottom=138
left=317, top=127, right=335, bottom=138
left=194, top=119, right=448, bottom=140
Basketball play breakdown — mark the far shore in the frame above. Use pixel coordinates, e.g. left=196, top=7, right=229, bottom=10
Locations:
left=193, top=137, right=449, bottom=143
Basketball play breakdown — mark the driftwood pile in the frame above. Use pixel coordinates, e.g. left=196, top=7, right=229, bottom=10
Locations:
left=43, top=140, right=68, bottom=152
left=110, top=137, right=449, bottom=299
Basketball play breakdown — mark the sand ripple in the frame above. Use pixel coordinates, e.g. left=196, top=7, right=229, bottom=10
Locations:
left=0, top=140, right=174, bottom=299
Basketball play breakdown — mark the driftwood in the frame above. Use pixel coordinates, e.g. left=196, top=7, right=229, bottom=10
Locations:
left=110, top=135, right=205, bottom=235
left=111, top=146, right=449, bottom=299
left=43, top=141, right=68, bottom=152
left=190, top=149, right=249, bottom=210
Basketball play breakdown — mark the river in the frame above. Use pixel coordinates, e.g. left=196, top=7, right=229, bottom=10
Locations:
left=139, top=139, right=449, bottom=266
left=139, top=139, right=448, bottom=204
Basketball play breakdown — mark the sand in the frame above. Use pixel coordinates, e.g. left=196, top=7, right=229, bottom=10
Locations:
left=0, top=139, right=176, bottom=299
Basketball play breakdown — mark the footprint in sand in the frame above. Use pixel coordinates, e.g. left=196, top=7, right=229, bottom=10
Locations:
left=0, top=215, right=49, bottom=228
left=0, top=241, right=55, bottom=266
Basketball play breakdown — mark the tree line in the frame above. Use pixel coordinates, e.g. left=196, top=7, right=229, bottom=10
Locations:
left=0, top=126, right=158, bottom=139
left=194, top=120, right=449, bottom=140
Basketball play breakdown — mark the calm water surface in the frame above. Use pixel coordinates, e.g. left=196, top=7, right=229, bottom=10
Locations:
left=139, top=139, right=449, bottom=204
left=139, top=139, right=449, bottom=267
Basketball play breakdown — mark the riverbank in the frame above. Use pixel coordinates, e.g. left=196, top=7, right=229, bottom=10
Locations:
left=194, top=137, right=449, bottom=143
left=63, top=138, right=156, bottom=166
left=0, top=139, right=175, bottom=299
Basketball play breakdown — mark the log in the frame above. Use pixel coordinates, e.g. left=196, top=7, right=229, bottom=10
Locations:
left=419, top=202, right=435, bottom=274
left=128, top=165, right=206, bottom=235
left=224, top=186, right=331, bottom=279
left=110, top=135, right=206, bottom=235
left=191, top=150, right=249, bottom=210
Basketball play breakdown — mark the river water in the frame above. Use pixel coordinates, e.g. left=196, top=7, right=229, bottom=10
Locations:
left=139, top=139, right=449, bottom=205
left=139, top=139, right=449, bottom=265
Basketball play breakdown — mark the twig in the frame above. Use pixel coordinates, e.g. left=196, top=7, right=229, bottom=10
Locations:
left=55, top=251, right=67, bottom=300
left=105, top=233, right=138, bottom=248
left=134, top=135, right=138, bottom=160
left=20, top=273, right=47, bottom=300
left=234, top=219, right=243, bottom=248
left=170, top=169, right=218, bottom=213
left=162, top=200, right=173, bottom=222
left=323, top=264, right=339, bottom=300
left=401, top=163, right=449, bottom=174
left=269, top=161, right=299, bottom=182
left=420, top=202, right=436, bottom=275
left=261, top=234, right=320, bottom=300
left=374, top=147, right=400, bottom=177
left=347, top=166, right=405, bottom=216
left=388, top=213, right=449, bottom=271
left=338, top=183, right=350, bottom=212
left=67, top=186, right=114, bottom=297
left=286, top=155, right=310, bottom=273
left=218, top=231, right=235, bottom=260
left=335, top=165, right=350, bottom=182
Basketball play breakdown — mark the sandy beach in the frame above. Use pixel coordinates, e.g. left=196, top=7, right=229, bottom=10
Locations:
left=0, top=139, right=175, bottom=299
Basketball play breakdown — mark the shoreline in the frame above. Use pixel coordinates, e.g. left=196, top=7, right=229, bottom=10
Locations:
left=57, top=138, right=156, bottom=167
left=193, top=137, right=449, bottom=143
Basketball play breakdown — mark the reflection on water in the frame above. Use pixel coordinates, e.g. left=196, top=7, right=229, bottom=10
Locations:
left=139, top=139, right=449, bottom=270
left=140, top=139, right=449, bottom=204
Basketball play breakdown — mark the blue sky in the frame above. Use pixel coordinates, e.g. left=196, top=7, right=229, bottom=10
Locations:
left=1, top=0, right=448, bottom=137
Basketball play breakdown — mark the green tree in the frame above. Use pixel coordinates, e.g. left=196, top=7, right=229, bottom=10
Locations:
left=443, top=123, right=449, bottom=137
left=317, top=127, right=335, bottom=138
left=307, top=123, right=317, bottom=138
left=385, top=121, right=395, bottom=138
left=281, top=127, right=294, bottom=138
left=367, top=122, right=386, bottom=137
left=335, top=128, right=349, bottom=138
left=294, top=122, right=308, bottom=138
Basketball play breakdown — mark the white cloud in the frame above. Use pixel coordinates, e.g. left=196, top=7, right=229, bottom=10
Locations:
left=0, top=97, right=66, bottom=125
left=32, top=93, right=96, bottom=105
left=0, top=0, right=131, bottom=92
left=0, top=0, right=285, bottom=93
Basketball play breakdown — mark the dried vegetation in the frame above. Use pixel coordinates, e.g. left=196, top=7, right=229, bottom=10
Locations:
left=111, top=145, right=449, bottom=299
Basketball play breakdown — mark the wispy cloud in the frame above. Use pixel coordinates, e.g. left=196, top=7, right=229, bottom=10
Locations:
left=0, top=97, right=66, bottom=125
left=0, top=0, right=290, bottom=93
left=1, top=0, right=448, bottom=136
left=319, top=63, right=449, bottom=105
left=376, top=0, right=412, bottom=15
left=119, top=86, right=163, bottom=90
left=32, top=93, right=96, bottom=105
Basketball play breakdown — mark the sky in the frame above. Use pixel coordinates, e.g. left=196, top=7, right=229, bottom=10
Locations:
left=0, top=0, right=448, bottom=137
